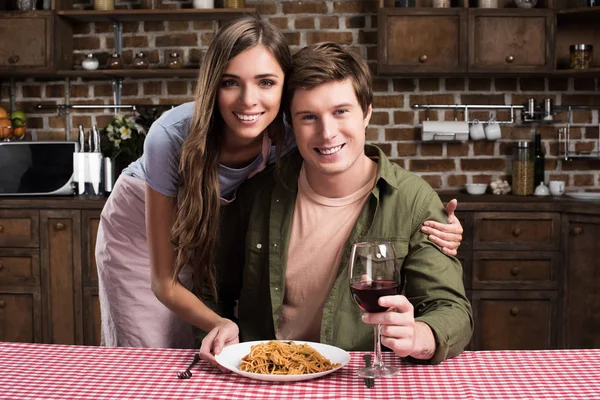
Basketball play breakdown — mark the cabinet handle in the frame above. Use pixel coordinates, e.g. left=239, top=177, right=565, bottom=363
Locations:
left=572, top=226, right=583, bottom=236
left=510, top=267, right=520, bottom=276
left=8, top=55, right=20, bottom=64
left=512, top=228, right=522, bottom=236
left=54, top=222, right=66, bottom=231
left=510, top=306, right=520, bottom=316
left=419, top=55, right=428, bottom=63
left=0, top=225, right=3, bottom=233
left=0, top=300, right=5, bottom=308
left=505, top=55, right=515, bottom=63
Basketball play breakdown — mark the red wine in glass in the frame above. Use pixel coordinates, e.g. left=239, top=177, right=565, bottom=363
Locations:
left=350, top=280, right=400, bottom=313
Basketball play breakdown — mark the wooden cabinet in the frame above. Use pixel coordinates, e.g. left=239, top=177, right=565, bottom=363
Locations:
left=468, top=10, right=554, bottom=73
left=82, top=210, right=101, bottom=346
left=462, top=211, right=561, bottom=350
left=0, top=292, right=42, bottom=343
left=0, top=11, right=72, bottom=75
left=378, top=9, right=467, bottom=74
left=561, top=213, right=600, bottom=349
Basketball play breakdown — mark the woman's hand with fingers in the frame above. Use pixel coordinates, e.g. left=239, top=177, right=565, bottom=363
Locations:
left=199, top=319, right=239, bottom=372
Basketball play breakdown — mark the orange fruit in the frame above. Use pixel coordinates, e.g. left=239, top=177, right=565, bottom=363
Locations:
left=13, top=126, right=25, bottom=137
left=0, top=118, right=12, bottom=139
left=0, top=107, right=8, bottom=120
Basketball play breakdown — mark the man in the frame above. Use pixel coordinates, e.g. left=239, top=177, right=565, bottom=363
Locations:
left=203, top=42, right=472, bottom=365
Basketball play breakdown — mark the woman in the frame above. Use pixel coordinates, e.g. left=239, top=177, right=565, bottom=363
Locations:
left=95, top=15, right=463, bottom=350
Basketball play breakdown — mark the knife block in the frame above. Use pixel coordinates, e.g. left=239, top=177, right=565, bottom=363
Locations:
left=73, top=153, right=103, bottom=196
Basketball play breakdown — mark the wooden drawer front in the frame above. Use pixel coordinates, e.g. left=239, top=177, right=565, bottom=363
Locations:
left=473, top=251, right=558, bottom=290
left=473, top=291, right=557, bottom=350
left=0, top=292, right=42, bottom=343
left=378, top=9, right=466, bottom=74
left=468, top=11, right=553, bottom=72
left=473, top=212, right=560, bottom=251
left=0, top=249, right=40, bottom=286
left=0, top=210, right=39, bottom=248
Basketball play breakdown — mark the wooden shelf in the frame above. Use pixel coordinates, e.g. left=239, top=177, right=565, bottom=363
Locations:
left=56, top=8, right=256, bottom=22
left=557, top=7, right=600, bottom=22
left=56, top=69, right=199, bottom=79
left=553, top=67, right=600, bottom=77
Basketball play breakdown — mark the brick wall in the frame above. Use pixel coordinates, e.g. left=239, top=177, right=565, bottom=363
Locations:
left=1, top=0, right=599, bottom=190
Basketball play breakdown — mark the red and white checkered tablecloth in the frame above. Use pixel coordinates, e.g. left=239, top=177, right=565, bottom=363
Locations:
left=1, top=342, right=600, bottom=400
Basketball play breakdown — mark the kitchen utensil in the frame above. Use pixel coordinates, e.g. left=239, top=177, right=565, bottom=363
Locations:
left=484, top=119, right=501, bottom=140
left=469, top=120, right=485, bottom=140
left=549, top=180, right=565, bottom=196
left=177, top=353, right=200, bottom=379
left=78, top=125, right=86, bottom=152
left=92, top=125, right=100, bottom=153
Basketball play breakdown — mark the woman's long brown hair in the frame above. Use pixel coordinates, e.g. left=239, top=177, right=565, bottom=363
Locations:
left=171, top=15, right=292, bottom=300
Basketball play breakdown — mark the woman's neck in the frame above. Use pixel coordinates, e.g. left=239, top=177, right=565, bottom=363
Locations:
left=219, top=131, right=264, bottom=169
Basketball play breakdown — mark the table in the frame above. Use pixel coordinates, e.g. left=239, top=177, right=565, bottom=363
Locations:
left=1, top=342, right=599, bottom=399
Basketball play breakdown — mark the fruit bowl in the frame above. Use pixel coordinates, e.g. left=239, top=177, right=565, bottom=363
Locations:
left=0, top=122, right=26, bottom=141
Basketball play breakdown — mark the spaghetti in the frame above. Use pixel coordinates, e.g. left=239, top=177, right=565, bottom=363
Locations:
left=239, top=341, right=341, bottom=375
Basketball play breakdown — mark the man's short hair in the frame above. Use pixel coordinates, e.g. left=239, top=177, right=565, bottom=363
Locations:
left=284, top=42, right=373, bottom=118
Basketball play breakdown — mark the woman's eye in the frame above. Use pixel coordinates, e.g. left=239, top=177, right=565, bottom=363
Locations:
left=260, top=80, right=275, bottom=87
left=302, top=115, right=316, bottom=121
left=221, top=80, right=238, bottom=87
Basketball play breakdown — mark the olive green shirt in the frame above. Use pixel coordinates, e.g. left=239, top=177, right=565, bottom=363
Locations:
left=213, top=145, right=473, bottom=364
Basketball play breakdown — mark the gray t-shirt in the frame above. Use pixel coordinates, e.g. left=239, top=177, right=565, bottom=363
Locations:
left=124, top=101, right=295, bottom=200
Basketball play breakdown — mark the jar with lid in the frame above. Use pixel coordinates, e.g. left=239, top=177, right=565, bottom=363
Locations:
left=82, top=54, right=100, bottom=70
left=224, top=0, right=244, bottom=8
left=140, top=0, right=162, bottom=9
left=107, top=53, right=124, bottom=70
left=570, top=44, right=593, bottom=70
left=132, top=52, right=149, bottom=69
left=512, top=141, right=534, bottom=196
left=94, top=0, right=115, bottom=10
left=167, top=52, right=183, bottom=69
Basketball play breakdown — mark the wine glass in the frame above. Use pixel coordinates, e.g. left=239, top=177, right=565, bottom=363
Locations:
left=349, top=241, right=401, bottom=378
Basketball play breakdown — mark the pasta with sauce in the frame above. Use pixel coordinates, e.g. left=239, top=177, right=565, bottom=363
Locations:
left=239, top=341, right=341, bottom=375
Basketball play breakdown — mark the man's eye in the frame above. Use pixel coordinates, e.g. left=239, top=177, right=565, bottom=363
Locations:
left=334, top=109, right=349, bottom=115
left=221, top=80, right=238, bottom=87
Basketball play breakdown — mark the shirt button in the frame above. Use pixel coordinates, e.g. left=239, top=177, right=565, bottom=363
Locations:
left=273, top=243, right=278, bottom=248
left=274, top=286, right=279, bottom=291
left=276, top=198, right=280, bottom=203
left=256, top=243, right=262, bottom=249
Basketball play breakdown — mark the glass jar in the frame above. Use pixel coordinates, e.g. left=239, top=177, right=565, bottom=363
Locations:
left=132, top=52, right=149, bottom=69
left=570, top=44, right=593, bottom=70
left=140, top=0, right=162, bottom=9
left=17, top=0, right=36, bottom=10
left=94, top=0, right=115, bottom=10
left=107, top=53, right=124, bottom=69
left=82, top=54, right=100, bottom=70
left=512, top=141, right=534, bottom=196
left=167, top=52, right=183, bottom=69
left=223, top=0, right=244, bottom=8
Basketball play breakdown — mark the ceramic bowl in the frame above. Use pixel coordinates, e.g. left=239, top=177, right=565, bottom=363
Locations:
left=465, top=183, right=488, bottom=195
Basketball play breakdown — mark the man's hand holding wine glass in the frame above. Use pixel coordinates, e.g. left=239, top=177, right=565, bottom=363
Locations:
left=361, top=295, right=437, bottom=361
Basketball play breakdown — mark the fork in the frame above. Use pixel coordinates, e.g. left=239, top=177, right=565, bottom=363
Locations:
left=177, top=353, right=200, bottom=379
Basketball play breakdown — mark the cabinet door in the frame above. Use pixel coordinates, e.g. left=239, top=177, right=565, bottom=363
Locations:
left=40, top=210, right=82, bottom=345
left=562, top=214, right=600, bottom=349
left=472, top=291, right=557, bottom=350
left=82, top=210, right=101, bottom=286
left=378, top=9, right=467, bottom=74
left=0, top=292, right=42, bottom=343
left=468, top=10, right=554, bottom=73
left=83, top=289, right=101, bottom=346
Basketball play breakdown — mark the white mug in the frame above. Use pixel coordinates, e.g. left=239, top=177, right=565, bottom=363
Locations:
left=549, top=180, right=565, bottom=196
left=469, top=120, right=485, bottom=140
left=485, top=119, right=501, bottom=140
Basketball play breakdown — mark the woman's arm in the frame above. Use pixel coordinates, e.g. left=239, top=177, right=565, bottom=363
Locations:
left=422, top=199, right=464, bottom=257
left=146, top=184, right=238, bottom=336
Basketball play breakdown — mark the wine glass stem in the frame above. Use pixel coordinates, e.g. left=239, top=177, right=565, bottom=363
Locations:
left=373, top=324, right=384, bottom=368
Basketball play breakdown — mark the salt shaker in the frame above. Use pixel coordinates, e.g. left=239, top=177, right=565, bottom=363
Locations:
left=82, top=54, right=100, bottom=70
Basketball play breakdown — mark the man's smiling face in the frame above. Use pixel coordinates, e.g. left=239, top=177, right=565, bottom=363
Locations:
left=290, top=78, right=372, bottom=180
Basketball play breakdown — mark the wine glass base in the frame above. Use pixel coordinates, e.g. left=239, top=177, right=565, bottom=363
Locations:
left=357, top=365, right=400, bottom=379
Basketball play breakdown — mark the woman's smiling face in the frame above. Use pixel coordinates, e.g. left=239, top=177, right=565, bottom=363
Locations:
left=218, top=44, right=285, bottom=145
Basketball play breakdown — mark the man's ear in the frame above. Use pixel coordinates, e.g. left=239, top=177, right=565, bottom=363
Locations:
left=363, top=104, right=373, bottom=129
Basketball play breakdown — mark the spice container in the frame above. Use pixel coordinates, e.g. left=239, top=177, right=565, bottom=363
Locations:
left=167, top=52, right=183, bottom=69
left=107, top=53, right=124, bottom=69
left=512, top=141, right=534, bottom=196
left=224, top=0, right=244, bottom=7
left=140, top=0, right=162, bottom=8
left=94, top=0, right=115, bottom=10
left=82, top=54, right=100, bottom=70
left=133, top=52, right=149, bottom=69
left=570, top=44, right=593, bottom=70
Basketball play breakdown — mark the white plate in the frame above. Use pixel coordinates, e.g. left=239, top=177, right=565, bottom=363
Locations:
left=214, top=340, right=350, bottom=382
left=566, top=192, right=600, bottom=201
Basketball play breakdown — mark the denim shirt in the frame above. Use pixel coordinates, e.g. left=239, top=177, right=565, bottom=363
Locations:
left=213, top=145, right=473, bottom=364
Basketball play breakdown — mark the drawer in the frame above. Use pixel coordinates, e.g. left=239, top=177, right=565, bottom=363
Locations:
left=473, top=212, right=560, bottom=251
left=472, top=291, right=557, bottom=350
left=472, top=251, right=558, bottom=290
left=0, top=249, right=40, bottom=286
left=0, top=210, right=39, bottom=248
left=0, top=291, right=42, bottom=343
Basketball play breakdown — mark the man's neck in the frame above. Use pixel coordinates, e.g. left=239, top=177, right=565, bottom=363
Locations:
left=303, top=154, right=378, bottom=198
